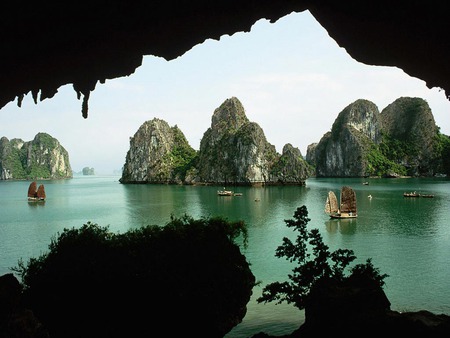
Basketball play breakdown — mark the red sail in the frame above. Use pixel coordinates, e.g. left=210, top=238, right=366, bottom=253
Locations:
left=340, top=186, right=357, bottom=214
left=28, top=181, right=37, bottom=198
left=36, top=184, right=46, bottom=200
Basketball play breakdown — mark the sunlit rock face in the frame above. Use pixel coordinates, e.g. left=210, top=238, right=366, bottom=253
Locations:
left=121, top=97, right=312, bottom=186
left=0, top=133, right=72, bottom=180
left=379, top=97, right=441, bottom=177
left=269, top=143, right=314, bottom=184
left=194, top=97, right=312, bottom=186
left=312, top=99, right=381, bottom=177
left=309, top=97, right=446, bottom=178
left=120, top=118, right=195, bottom=184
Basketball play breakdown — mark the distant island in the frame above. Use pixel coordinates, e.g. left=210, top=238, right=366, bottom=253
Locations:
left=82, top=167, right=95, bottom=175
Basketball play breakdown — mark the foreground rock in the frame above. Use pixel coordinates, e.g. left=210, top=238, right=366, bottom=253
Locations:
left=253, top=275, right=450, bottom=337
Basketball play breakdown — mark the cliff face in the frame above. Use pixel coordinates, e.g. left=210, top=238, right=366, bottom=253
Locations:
left=120, top=118, right=196, bottom=184
left=0, top=132, right=72, bottom=180
left=191, top=97, right=312, bottom=185
left=379, top=97, right=441, bottom=176
left=120, top=97, right=312, bottom=185
left=270, top=143, right=314, bottom=184
left=312, top=99, right=381, bottom=177
left=308, top=97, right=447, bottom=178
left=194, top=97, right=276, bottom=185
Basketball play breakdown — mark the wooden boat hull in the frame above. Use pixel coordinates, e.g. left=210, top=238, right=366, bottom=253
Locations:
left=28, top=197, right=45, bottom=202
left=217, top=191, right=233, bottom=196
left=330, top=213, right=357, bottom=219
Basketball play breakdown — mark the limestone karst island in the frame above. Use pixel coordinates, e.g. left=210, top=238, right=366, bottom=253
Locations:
left=1, top=97, right=449, bottom=182
left=119, top=97, right=314, bottom=186
left=119, top=96, right=450, bottom=185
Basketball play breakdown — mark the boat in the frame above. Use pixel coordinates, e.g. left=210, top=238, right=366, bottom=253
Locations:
left=325, top=186, right=357, bottom=219
left=403, top=191, right=435, bottom=198
left=233, top=193, right=243, bottom=196
left=403, top=191, right=420, bottom=197
left=217, top=188, right=233, bottom=196
left=28, top=181, right=46, bottom=201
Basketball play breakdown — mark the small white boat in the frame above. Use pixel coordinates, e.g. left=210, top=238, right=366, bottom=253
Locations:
left=217, top=188, right=233, bottom=196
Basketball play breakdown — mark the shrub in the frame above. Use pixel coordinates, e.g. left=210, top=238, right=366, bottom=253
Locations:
left=12, top=216, right=255, bottom=338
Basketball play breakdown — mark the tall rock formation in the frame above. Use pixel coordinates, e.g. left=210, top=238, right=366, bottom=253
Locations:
left=0, top=132, right=72, bottom=180
left=308, top=97, right=448, bottom=177
left=120, top=97, right=312, bottom=186
left=379, top=97, right=441, bottom=176
left=193, top=97, right=312, bottom=185
left=194, top=97, right=276, bottom=185
left=311, top=99, right=381, bottom=177
left=269, top=143, right=314, bottom=184
left=120, top=118, right=196, bottom=184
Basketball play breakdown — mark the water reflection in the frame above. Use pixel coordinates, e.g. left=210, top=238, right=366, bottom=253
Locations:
left=27, top=201, right=46, bottom=208
left=325, top=218, right=357, bottom=235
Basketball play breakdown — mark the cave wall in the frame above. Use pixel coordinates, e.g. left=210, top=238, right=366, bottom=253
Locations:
left=1, top=1, right=448, bottom=119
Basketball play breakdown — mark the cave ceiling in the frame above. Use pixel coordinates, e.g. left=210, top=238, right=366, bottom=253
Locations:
left=1, top=1, right=449, bottom=118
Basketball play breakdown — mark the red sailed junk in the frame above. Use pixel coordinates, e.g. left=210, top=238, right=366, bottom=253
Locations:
left=28, top=181, right=46, bottom=202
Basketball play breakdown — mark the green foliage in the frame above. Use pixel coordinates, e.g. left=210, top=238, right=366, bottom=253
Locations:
left=434, top=132, right=450, bottom=174
left=4, top=148, right=26, bottom=178
left=257, top=206, right=388, bottom=310
left=34, top=133, right=57, bottom=149
left=167, top=126, right=198, bottom=179
left=27, top=164, right=51, bottom=179
left=1, top=133, right=67, bottom=179
left=12, top=216, right=255, bottom=338
left=366, top=144, right=407, bottom=177
left=379, top=133, right=418, bottom=162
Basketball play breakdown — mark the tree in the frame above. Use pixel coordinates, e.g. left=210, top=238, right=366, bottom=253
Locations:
left=257, top=205, right=388, bottom=311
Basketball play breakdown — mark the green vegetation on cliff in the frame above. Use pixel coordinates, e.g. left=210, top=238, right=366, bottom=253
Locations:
left=365, top=129, right=450, bottom=177
left=0, top=133, right=72, bottom=180
left=3, top=147, right=26, bottom=178
left=310, top=97, right=449, bottom=177
left=435, top=132, right=450, bottom=175
left=166, top=125, right=198, bottom=180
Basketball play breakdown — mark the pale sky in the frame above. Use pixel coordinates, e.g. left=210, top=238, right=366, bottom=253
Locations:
left=1, top=11, right=449, bottom=175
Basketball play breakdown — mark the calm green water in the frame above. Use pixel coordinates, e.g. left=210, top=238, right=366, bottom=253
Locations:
left=1, top=176, right=449, bottom=337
